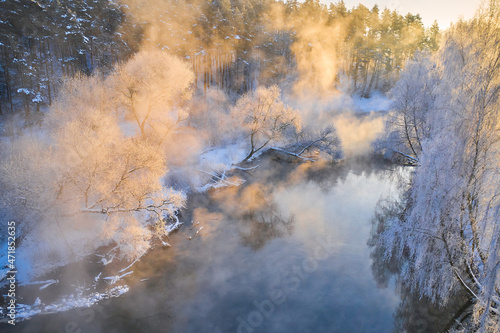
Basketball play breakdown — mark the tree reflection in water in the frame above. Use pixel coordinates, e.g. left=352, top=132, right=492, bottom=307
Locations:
left=202, top=176, right=295, bottom=251
left=368, top=194, right=472, bottom=332
left=239, top=204, right=295, bottom=251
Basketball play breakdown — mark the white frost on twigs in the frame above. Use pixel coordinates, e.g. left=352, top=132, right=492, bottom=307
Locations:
left=16, top=285, right=130, bottom=321
left=103, top=271, right=133, bottom=285
left=165, top=220, right=183, bottom=234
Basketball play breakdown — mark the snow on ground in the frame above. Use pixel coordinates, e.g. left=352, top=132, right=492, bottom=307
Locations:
left=198, top=142, right=247, bottom=173
left=196, top=142, right=247, bottom=192
left=352, top=91, right=392, bottom=113
left=0, top=229, right=34, bottom=287
left=0, top=285, right=129, bottom=322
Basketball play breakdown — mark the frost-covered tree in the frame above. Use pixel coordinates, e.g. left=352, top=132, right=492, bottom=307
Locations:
left=0, top=54, right=189, bottom=275
left=378, top=52, right=440, bottom=163
left=110, top=50, right=194, bottom=142
left=287, top=126, right=343, bottom=161
left=232, top=85, right=302, bottom=161
left=372, top=2, right=500, bottom=331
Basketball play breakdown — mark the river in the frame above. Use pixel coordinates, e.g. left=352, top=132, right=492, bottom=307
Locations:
left=5, top=157, right=441, bottom=333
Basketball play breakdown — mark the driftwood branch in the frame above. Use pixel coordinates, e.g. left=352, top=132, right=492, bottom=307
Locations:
left=393, top=149, right=419, bottom=163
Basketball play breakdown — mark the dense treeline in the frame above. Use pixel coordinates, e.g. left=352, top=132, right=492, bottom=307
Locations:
left=0, top=0, right=140, bottom=118
left=0, top=0, right=439, bottom=122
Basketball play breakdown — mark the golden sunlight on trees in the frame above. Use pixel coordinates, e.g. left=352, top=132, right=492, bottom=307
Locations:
left=111, top=50, right=194, bottom=142
left=232, top=85, right=302, bottom=161
left=0, top=50, right=190, bottom=267
left=0, top=0, right=440, bottom=117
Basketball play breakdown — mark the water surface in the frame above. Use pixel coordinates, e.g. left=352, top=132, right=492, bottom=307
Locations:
left=10, top=158, right=403, bottom=333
